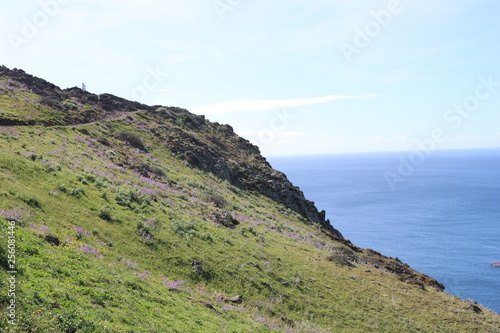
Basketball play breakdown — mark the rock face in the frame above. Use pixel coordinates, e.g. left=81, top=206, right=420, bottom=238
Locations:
left=149, top=107, right=344, bottom=239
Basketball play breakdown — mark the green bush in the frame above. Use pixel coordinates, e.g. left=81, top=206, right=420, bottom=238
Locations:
left=117, top=131, right=147, bottom=151
left=98, top=206, right=113, bottom=221
left=68, top=187, right=85, bottom=198
left=19, top=194, right=42, bottom=209
left=202, top=192, right=227, bottom=208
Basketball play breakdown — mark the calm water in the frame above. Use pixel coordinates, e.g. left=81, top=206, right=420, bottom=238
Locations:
left=268, top=149, right=500, bottom=314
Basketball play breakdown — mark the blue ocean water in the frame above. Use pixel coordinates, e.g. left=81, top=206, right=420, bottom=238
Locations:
left=268, top=149, right=500, bottom=314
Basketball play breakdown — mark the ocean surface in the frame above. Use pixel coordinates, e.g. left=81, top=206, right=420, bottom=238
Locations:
left=268, top=148, right=500, bottom=314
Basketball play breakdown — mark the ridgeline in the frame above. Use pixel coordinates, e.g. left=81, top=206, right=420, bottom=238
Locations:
left=1, top=66, right=499, bottom=332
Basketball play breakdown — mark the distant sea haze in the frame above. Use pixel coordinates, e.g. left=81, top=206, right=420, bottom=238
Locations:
left=269, top=148, right=500, bottom=315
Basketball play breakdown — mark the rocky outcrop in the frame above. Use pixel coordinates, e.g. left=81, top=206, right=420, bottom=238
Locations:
left=148, top=107, right=343, bottom=238
left=363, top=249, right=445, bottom=291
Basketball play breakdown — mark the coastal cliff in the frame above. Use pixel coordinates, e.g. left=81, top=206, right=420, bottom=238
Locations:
left=1, top=66, right=499, bottom=332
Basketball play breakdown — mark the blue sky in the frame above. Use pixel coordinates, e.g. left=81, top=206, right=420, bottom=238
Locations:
left=2, top=0, right=500, bottom=156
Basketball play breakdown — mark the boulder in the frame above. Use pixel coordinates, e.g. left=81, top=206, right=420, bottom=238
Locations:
left=228, top=295, right=243, bottom=303
left=45, top=234, right=61, bottom=246
left=191, top=260, right=203, bottom=274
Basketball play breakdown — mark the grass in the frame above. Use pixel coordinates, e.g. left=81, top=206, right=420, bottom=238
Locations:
left=0, top=111, right=499, bottom=332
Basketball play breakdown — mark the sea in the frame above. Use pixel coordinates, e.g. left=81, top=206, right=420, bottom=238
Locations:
left=268, top=148, right=500, bottom=315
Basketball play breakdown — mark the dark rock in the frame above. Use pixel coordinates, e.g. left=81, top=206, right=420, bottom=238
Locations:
left=467, top=301, right=483, bottom=314
left=362, top=249, right=445, bottom=292
left=44, top=234, right=61, bottom=246
left=187, top=297, right=222, bottom=314
left=248, top=262, right=261, bottom=270
left=212, top=211, right=239, bottom=228
left=261, top=282, right=272, bottom=290
left=191, top=260, right=203, bottom=274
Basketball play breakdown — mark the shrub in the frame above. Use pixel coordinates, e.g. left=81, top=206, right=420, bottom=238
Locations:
left=139, top=163, right=166, bottom=178
left=74, top=227, right=90, bottom=240
left=68, top=187, right=85, bottom=198
left=273, top=221, right=294, bottom=233
left=19, top=194, right=42, bottom=209
left=213, top=211, right=239, bottom=229
left=115, top=191, right=132, bottom=206
left=41, top=96, right=60, bottom=108
left=327, top=246, right=359, bottom=267
left=202, top=192, right=227, bottom=208
left=98, top=206, right=113, bottom=221
left=136, top=220, right=155, bottom=244
left=184, top=178, right=207, bottom=190
left=171, top=220, right=197, bottom=237
left=115, top=190, right=150, bottom=208
left=117, top=131, right=147, bottom=151
left=62, top=101, right=79, bottom=111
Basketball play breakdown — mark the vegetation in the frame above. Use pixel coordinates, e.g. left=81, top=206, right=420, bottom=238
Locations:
left=0, top=68, right=499, bottom=332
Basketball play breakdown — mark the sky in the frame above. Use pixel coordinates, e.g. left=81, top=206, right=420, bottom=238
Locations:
left=1, top=0, right=500, bottom=156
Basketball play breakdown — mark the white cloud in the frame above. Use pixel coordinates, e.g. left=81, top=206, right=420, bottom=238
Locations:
left=238, top=131, right=316, bottom=156
left=239, top=130, right=312, bottom=143
left=192, top=94, right=378, bottom=115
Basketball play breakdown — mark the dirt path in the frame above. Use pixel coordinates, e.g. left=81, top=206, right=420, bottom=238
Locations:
left=0, top=110, right=147, bottom=128
left=72, top=110, right=145, bottom=127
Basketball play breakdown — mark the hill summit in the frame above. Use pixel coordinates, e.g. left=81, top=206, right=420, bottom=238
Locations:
left=1, top=66, right=499, bottom=332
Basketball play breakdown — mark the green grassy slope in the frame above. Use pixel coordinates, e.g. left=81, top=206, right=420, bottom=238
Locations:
left=1, top=69, right=499, bottom=332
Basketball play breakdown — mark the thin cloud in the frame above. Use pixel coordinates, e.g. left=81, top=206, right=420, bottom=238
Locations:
left=192, top=93, right=378, bottom=115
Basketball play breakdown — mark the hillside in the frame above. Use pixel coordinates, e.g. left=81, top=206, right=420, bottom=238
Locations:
left=1, top=66, right=499, bottom=332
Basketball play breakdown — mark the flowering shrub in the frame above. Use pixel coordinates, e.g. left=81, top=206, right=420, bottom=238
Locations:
left=78, top=245, right=103, bottom=258
left=0, top=210, right=24, bottom=222
left=120, top=258, right=139, bottom=268
left=136, top=229, right=154, bottom=243
left=29, top=224, right=49, bottom=235
left=135, top=270, right=153, bottom=279
left=162, top=278, right=185, bottom=290
left=254, top=316, right=280, bottom=330
left=73, top=227, right=90, bottom=239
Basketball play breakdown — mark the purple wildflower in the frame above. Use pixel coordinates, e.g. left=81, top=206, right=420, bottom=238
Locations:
left=78, top=245, right=103, bottom=258
left=135, top=270, right=153, bottom=279
left=253, top=316, right=280, bottom=330
left=0, top=210, right=24, bottom=222
left=73, top=227, right=90, bottom=239
left=120, top=258, right=139, bottom=268
left=162, top=278, right=185, bottom=290
left=29, top=224, right=49, bottom=235
left=136, top=230, right=154, bottom=242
